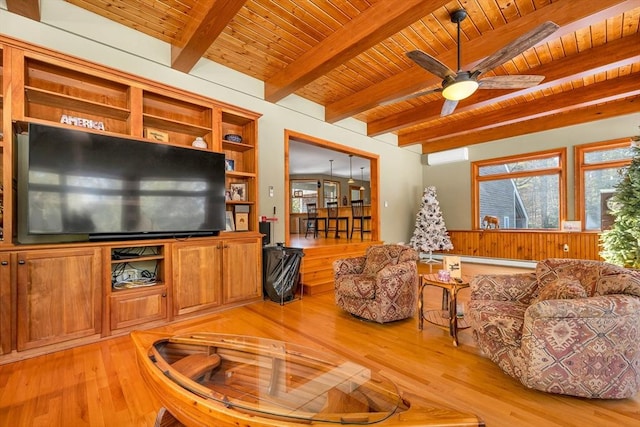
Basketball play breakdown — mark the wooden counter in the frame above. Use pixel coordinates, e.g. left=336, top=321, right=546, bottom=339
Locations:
left=290, top=205, right=371, bottom=235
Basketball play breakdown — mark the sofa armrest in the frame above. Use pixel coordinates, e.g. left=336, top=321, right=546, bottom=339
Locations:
left=521, top=294, right=640, bottom=399
left=470, top=272, right=538, bottom=304
left=333, top=256, right=366, bottom=278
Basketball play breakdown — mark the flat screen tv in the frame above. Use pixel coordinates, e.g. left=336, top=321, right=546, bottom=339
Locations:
left=15, top=123, right=227, bottom=243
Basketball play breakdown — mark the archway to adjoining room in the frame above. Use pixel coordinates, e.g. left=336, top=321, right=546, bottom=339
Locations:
left=284, top=129, right=380, bottom=247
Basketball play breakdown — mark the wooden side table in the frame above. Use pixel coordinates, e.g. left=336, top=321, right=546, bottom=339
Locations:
left=418, top=273, right=470, bottom=346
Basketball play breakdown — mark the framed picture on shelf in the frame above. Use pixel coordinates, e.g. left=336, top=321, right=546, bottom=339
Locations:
left=225, top=159, right=235, bottom=171
left=235, top=212, right=249, bottom=231
left=225, top=211, right=235, bottom=231
left=229, top=183, right=246, bottom=201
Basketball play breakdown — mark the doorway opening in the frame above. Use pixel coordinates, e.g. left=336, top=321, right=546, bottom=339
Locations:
left=284, top=130, right=379, bottom=247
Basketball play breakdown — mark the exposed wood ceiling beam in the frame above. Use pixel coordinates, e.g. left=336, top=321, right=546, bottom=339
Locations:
left=325, top=0, right=637, bottom=124
left=264, top=0, right=449, bottom=103
left=399, top=73, right=640, bottom=147
left=6, top=0, right=40, bottom=21
left=368, top=33, right=640, bottom=137
left=171, top=0, right=247, bottom=73
left=418, top=96, right=640, bottom=154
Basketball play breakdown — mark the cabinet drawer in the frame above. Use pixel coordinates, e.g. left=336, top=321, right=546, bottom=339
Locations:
left=110, top=286, right=167, bottom=331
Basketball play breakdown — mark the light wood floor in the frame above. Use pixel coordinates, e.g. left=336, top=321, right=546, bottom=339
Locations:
left=288, top=232, right=373, bottom=248
left=0, top=262, right=638, bottom=426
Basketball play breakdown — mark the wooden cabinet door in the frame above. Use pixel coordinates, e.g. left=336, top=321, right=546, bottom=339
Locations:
left=173, top=241, right=222, bottom=316
left=16, top=248, right=101, bottom=351
left=0, top=252, right=12, bottom=355
left=222, top=238, right=262, bottom=304
left=110, top=286, right=167, bottom=330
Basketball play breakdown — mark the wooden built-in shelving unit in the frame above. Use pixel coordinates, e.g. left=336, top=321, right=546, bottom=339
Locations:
left=0, top=34, right=263, bottom=363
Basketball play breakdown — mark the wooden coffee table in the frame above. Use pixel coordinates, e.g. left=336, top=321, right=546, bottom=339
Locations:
left=418, top=273, right=470, bottom=346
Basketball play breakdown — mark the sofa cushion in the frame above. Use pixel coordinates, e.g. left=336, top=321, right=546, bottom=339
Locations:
left=595, top=273, right=640, bottom=297
left=533, top=278, right=587, bottom=303
left=362, top=245, right=402, bottom=275
left=536, top=258, right=629, bottom=297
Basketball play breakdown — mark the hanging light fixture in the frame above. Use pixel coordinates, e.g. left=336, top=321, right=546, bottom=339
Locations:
left=329, top=159, right=333, bottom=179
left=348, top=155, right=355, bottom=184
left=359, top=167, right=365, bottom=191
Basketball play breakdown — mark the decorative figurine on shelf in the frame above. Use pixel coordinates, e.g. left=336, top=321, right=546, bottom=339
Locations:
left=191, top=137, right=207, bottom=148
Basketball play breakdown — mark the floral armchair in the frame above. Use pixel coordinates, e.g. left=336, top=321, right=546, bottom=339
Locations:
left=468, top=258, right=640, bottom=399
left=333, top=244, right=419, bottom=323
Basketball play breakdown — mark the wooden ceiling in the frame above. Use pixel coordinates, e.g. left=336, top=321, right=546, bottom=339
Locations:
left=7, top=0, right=640, bottom=153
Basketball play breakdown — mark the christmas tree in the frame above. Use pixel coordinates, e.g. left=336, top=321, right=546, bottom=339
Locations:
left=410, top=186, right=453, bottom=262
left=600, top=141, right=640, bottom=268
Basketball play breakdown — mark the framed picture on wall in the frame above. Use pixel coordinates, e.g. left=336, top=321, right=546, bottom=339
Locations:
left=225, top=159, right=235, bottom=171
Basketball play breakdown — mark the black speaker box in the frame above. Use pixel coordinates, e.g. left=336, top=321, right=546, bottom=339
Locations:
left=259, top=222, right=271, bottom=246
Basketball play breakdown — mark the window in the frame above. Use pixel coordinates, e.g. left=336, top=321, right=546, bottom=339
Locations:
left=472, top=149, right=566, bottom=229
left=323, top=180, right=339, bottom=207
left=575, top=138, right=634, bottom=231
left=290, top=180, right=319, bottom=214
left=349, top=185, right=363, bottom=204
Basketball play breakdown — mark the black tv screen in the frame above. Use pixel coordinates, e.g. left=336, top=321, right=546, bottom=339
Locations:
left=16, top=123, right=226, bottom=243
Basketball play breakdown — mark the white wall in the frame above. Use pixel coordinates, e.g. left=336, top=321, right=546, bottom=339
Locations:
left=0, top=1, right=424, bottom=244
left=425, top=113, right=640, bottom=229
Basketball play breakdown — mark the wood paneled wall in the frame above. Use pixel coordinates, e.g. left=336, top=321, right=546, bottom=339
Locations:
left=445, top=230, right=602, bottom=261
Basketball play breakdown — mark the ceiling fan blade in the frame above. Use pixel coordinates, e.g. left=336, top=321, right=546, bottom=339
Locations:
left=478, top=75, right=545, bottom=89
left=441, top=99, right=459, bottom=117
left=407, top=50, right=456, bottom=80
left=379, top=88, right=442, bottom=106
left=473, top=22, right=559, bottom=75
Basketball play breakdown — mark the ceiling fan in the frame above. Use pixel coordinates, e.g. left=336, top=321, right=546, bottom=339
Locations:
left=401, top=9, right=559, bottom=116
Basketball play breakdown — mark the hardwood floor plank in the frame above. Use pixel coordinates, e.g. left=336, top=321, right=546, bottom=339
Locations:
left=0, top=261, right=638, bottom=426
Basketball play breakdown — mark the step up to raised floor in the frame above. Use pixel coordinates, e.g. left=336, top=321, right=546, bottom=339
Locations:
left=300, top=241, right=382, bottom=295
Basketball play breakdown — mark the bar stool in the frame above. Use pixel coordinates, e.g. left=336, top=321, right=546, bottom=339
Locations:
left=304, top=203, right=326, bottom=238
left=326, top=201, right=349, bottom=238
left=350, top=199, right=371, bottom=240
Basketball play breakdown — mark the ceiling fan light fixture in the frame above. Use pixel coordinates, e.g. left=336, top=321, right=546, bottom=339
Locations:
left=442, top=77, right=479, bottom=101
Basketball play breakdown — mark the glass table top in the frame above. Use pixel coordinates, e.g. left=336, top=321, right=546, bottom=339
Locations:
left=149, top=333, right=405, bottom=424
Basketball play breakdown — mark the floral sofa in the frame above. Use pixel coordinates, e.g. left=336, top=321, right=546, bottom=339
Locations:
left=468, top=258, right=640, bottom=399
left=333, top=244, right=419, bottom=323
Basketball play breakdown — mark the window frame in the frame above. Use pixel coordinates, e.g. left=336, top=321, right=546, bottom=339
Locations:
left=290, top=179, right=319, bottom=214
left=471, top=148, right=567, bottom=230
left=323, top=179, right=340, bottom=207
left=574, top=137, right=633, bottom=231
